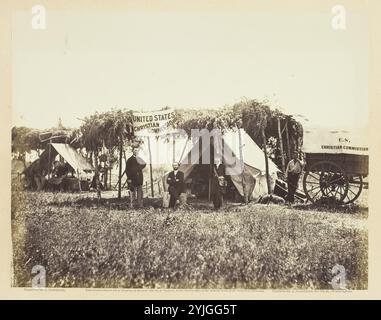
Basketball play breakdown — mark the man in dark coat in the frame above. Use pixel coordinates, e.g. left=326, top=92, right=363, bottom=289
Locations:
left=166, top=162, right=185, bottom=208
left=126, top=148, right=146, bottom=208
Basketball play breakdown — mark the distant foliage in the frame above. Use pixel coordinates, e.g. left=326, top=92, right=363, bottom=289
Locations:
left=12, top=126, right=74, bottom=155
left=12, top=127, right=41, bottom=154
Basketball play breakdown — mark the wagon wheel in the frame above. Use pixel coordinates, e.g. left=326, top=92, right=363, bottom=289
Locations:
left=342, top=175, right=363, bottom=204
left=303, top=161, right=349, bottom=204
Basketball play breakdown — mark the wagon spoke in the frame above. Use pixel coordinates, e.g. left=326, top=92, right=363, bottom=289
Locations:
left=311, top=188, right=322, bottom=201
left=308, top=173, right=320, bottom=181
left=307, top=185, right=321, bottom=192
left=306, top=180, right=320, bottom=185
left=328, top=176, right=345, bottom=185
left=334, top=187, right=339, bottom=199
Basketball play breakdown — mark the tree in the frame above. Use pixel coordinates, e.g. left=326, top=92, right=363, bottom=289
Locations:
left=75, top=109, right=134, bottom=200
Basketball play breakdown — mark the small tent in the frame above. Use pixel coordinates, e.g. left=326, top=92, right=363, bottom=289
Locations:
left=25, top=143, right=94, bottom=179
left=163, top=129, right=280, bottom=202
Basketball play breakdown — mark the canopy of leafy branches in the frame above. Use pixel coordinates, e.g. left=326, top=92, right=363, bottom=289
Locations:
left=72, top=109, right=134, bottom=153
left=12, top=100, right=303, bottom=169
left=171, top=99, right=303, bottom=160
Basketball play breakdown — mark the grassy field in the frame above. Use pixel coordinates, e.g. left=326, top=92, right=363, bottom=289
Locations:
left=11, top=190, right=368, bottom=289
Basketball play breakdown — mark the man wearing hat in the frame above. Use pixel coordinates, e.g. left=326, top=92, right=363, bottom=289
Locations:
left=166, top=162, right=185, bottom=208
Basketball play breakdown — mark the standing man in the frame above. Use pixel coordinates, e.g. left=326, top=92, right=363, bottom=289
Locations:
left=285, top=151, right=304, bottom=203
left=126, top=147, right=146, bottom=208
left=166, top=162, right=185, bottom=208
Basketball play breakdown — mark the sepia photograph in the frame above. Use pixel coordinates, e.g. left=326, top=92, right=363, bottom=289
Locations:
left=9, top=1, right=369, bottom=291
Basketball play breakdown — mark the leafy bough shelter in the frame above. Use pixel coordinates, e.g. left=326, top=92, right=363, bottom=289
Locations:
left=13, top=99, right=303, bottom=202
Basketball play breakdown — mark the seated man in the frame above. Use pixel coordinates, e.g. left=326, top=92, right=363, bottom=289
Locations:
left=30, top=159, right=47, bottom=191
left=166, top=162, right=185, bottom=208
left=52, top=161, right=68, bottom=177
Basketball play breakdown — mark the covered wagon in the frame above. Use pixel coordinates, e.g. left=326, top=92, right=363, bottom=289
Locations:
left=302, top=126, right=368, bottom=204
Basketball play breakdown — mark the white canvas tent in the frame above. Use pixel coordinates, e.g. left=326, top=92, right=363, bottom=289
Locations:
left=28, top=143, right=94, bottom=179
left=163, top=129, right=280, bottom=201
left=50, top=143, right=94, bottom=174
left=223, top=129, right=280, bottom=200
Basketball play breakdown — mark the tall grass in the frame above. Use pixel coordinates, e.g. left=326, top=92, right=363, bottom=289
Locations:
left=12, top=191, right=367, bottom=289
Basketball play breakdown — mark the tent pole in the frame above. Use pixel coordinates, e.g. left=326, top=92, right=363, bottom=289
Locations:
left=147, top=136, right=154, bottom=197
left=179, top=138, right=188, bottom=163
left=48, top=139, right=52, bottom=178
left=94, top=150, right=101, bottom=200
left=77, top=169, right=82, bottom=192
left=277, top=117, right=286, bottom=172
left=118, top=140, right=123, bottom=199
left=285, top=121, right=291, bottom=162
left=238, top=128, right=248, bottom=204
left=109, top=166, right=112, bottom=190
left=172, top=134, right=176, bottom=163
left=261, top=127, right=272, bottom=195
left=208, top=165, right=212, bottom=202
left=207, top=137, right=212, bottom=202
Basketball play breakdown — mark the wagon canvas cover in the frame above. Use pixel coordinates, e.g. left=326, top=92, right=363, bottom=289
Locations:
left=302, top=126, right=368, bottom=156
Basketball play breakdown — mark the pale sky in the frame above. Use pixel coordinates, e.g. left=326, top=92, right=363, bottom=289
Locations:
left=12, top=10, right=368, bottom=129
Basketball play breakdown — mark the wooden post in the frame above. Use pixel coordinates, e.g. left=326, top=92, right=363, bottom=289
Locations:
left=208, top=137, right=212, bottom=202
left=157, top=180, right=161, bottom=195
left=94, top=150, right=101, bottom=200
left=172, top=135, right=176, bottom=163
left=103, top=165, right=108, bottom=191
left=147, top=136, right=154, bottom=197
left=261, top=127, right=272, bottom=195
left=277, top=117, right=286, bottom=172
left=145, top=181, right=148, bottom=195
left=238, top=128, right=248, bottom=204
left=109, top=167, right=112, bottom=190
left=118, top=141, right=123, bottom=199
left=77, top=169, right=82, bottom=192
left=285, top=121, right=291, bottom=163
left=107, top=150, right=111, bottom=190
left=48, top=140, right=52, bottom=178
left=208, top=163, right=212, bottom=202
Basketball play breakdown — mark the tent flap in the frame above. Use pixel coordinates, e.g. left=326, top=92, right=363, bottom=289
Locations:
left=163, top=129, right=280, bottom=199
left=50, top=143, right=94, bottom=172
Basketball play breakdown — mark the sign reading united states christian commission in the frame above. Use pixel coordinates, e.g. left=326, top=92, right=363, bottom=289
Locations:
left=132, top=109, right=176, bottom=137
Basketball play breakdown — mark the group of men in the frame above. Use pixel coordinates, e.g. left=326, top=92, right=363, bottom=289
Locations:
left=126, top=147, right=184, bottom=209
left=126, top=147, right=305, bottom=209
left=28, top=145, right=304, bottom=206
left=28, top=159, right=71, bottom=191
